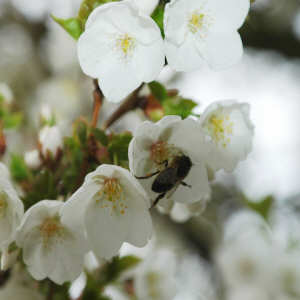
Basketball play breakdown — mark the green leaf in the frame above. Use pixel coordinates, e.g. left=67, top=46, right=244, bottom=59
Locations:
left=10, top=154, right=30, bottom=182
left=52, top=16, right=83, bottom=40
left=100, top=255, right=141, bottom=285
left=3, top=112, right=22, bottom=129
left=108, top=132, right=132, bottom=163
left=77, top=121, right=88, bottom=145
left=148, top=81, right=167, bottom=102
left=92, top=128, right=108, bottom=146
left=163, top=97, right=198, bottom=119
left=151, top=5, right=165, bottom=37
left=245, top=195, right=274, bottom=221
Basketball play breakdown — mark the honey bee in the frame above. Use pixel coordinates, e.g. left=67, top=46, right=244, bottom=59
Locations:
left=135, top=155, right=192, bottom=207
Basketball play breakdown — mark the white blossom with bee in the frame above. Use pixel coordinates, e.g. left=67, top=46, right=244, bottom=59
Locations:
left=199, top=100, right=254, bottom=172
left=77, top=0, right=165, bottom=103
left=128, top=116, right=210, bottom=213
left=164, top=0, right=250, bottom=72
left=62, top=165, right=152, bottom=260
left=16, top=200, right=87, bottom=285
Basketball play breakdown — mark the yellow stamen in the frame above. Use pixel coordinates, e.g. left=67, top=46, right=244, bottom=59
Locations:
left=39, top=216, right=64, bottom=248
left=94, top=176, right=128, bottom=216
left=207, top=113, right=234, bottom=148
left=189, top=13, right=205, bottom=34
left=117, top=34, right=135, bottom=56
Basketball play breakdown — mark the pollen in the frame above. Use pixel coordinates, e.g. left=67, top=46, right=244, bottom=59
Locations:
left=188, top=13, right=205, bottom=33
left=207, top=112, right=234, bottom=148
left=94, top=176, right=128, bottom=216
left=39, top=216, right=64, bottom=248
left=0, top=192, right=7, bottom=218
left=150, top=141, right=181, bottom=167
left=116, top=34, right=135, bottom=57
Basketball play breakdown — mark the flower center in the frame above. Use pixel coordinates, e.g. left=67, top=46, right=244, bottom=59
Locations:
left=94, top=176, right=128, bottom=216
left=39, top=216, right=64, bottom=248
left=116, top=34, right=135, bottom=58
left=189, top=13, right=205, bottom=33
left=0, top=192, right=7, bottom=218
left=150, top=141, right=180, bottom=167
left=206, top=112, right=234, bottom=148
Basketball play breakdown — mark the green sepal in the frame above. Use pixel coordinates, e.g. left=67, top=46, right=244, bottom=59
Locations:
left=10, top=154, right=30, bottom=182
left=51, top=16, right=83, bottom=40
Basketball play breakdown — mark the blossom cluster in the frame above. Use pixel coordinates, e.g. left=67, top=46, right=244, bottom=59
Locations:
left=78, top=0, right=250, bottom=102
left=0, top=98, right=254, bottom=285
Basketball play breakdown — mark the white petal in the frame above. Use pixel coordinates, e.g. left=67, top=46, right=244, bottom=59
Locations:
left=86, top=1, right=161, bottom=44
left=170, top=163, right=210, bottom=204
left=199, top=100, right=254, bottom=172
left=132, top=39, right=165, bottom=83
left=165, top=35, right=205, bottom=72
left=198, top=31, right=243, bottom=71
left=164, top=0, right=188, bottom=45
left=85, top=199, right=127, bottom=259
left=207, top=0, right=250, bottom=30
left=77, top=22, right=118, bottom=79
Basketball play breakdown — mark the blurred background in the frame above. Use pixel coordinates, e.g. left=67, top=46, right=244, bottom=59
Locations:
left=1, top=0, right=300, bottom=299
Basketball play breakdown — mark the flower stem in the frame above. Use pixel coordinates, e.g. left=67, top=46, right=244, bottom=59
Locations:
left=103, top=84, right=145, bottom=130
left=91, top=79, right=103, bottom=128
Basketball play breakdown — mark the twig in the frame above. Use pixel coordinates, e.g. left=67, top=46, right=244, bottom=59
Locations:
left=0, top=121, right=6, bottom=157
left=103, top=84, right=145, bottom=130
left=91, top=79, right=103, bottom=128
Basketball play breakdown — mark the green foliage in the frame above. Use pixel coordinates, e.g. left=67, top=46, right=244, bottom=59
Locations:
left=53, top=0, right=120, bottom=39
left=148, top=81, right=167, bottom=101
left=108, top=132, right=132, bottom=166
left=0, top=98, right=22, bottom=129
left=99, top=255, right=141, bottom=286
left=10, top=154, right=30, bottom=182
left=148, top=81, right=198, bottom=120
left=92, top=128, right=109, bottom=146
left=163, top=98, right=198, bottom=119
left=244, top=195, right=274, bottom=221
left=51, top=16, right=83, bottom=40
left=151, top=4, right=165, bottom=37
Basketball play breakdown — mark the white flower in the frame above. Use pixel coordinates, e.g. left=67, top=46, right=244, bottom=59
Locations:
left=134, top=249, right=177, bottom=300
left=0, top=82, right=13, bottom=103
left=62, top=165, right=152, bottom=260
left=199, top=100, right=254, bottom=172
left=77, top=0, right=165, bottom=103
left=24, top=150, right=42, bottom=169
left=0, top=164, right=23, bottom=251
left=38, top=125, right=63, bottom=157
left=164, top=0, right=250, bottom=71
left=16, top=200, right=87, bottom=284
left=131, top=0, right=159, bottom=15
left=129, top=116, right=210, bottom=212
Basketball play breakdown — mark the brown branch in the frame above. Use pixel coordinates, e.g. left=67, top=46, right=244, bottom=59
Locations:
left=91, top=79, right=103, bottom=128
left=0, top=122, right=6, bottom=157
left=103, top=84, right=145, bottom=130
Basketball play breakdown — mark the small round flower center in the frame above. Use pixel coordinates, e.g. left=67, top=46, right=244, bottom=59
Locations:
left=189, top=13, right=205, bottom=33
left=0, top=192, right=7, bottom=218
left=94, top=176, right=128, bottom=216
left=116, top=34, right=135, bottom=57
left=39, top=216, right=64, bottom=248
left=150, top=141, right=181, bottom=167
left=206, top=112, right=234, bottom=148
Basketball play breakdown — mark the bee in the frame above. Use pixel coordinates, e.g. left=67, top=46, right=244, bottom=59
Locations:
left=135, top=155, right=192, bottom=207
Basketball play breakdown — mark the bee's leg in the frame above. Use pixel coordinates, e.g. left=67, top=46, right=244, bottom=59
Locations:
left=151, top=193, right=166, bottom=208
left=181, top=181, right=192, bottom=188
left=135, top=170, right=160, bottom=180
